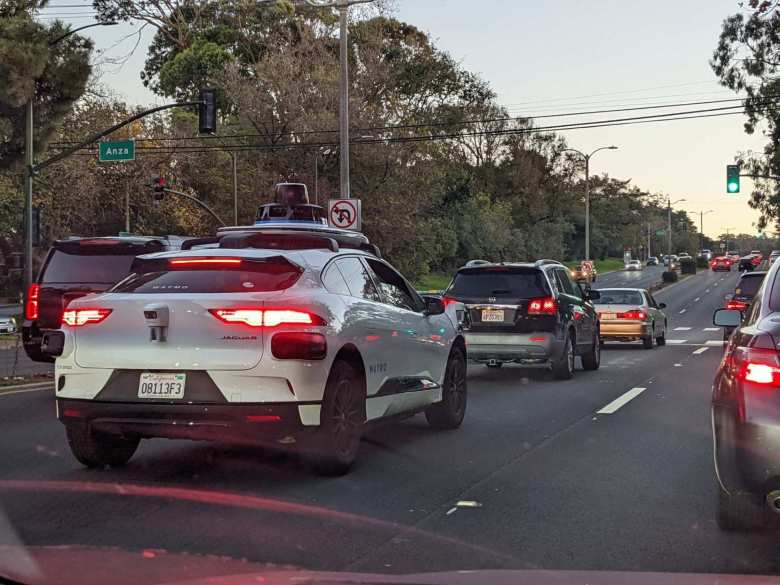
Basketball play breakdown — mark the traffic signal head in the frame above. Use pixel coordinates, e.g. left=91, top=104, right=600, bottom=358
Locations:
left=199, top=88, right=217, bottom=135
left=150, top=176, right=167, bottom=201
left=727, top=164, right=740, bottom=193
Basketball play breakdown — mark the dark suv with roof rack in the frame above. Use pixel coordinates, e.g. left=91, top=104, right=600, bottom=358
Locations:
left=23, top=236, right=186, bottom=362
left=442, top=259, right=601, bottom=379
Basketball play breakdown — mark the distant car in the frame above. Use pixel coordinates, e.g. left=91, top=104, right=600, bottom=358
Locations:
left=738, top=254, right=762, bottom=271
left=723, top=271, right=767, bottom=341
left=594, top=288, right=667, bottom=349
left=711, top=256, right=732, bottom=272
left=624, top=259, right=642, bottom=271
left=662, top=255, right=670, bottom=266
left=570, top=260, right=597, bottom=283
left=0, top=316, right=16, bottom=334
left=444, top=259, right=601, bottom=378
left=700, top=249, right=713, bottom=261
left=727, top=251, right=741, bottom=263
left=678, top=252, right=691, bottom=259
left=647, top=256, right=659, bottom=266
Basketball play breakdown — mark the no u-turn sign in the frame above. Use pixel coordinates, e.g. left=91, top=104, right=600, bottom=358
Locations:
left=328, top=199, right=362, bottom=231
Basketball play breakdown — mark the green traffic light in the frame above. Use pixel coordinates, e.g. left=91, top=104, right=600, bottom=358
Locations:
left=726, top=164, right=741, bottom=193
left=727, top=181, right=739, bottom=193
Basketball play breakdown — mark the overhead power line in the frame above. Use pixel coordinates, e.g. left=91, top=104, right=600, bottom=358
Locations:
left=49, top=95, right=779, bottom=149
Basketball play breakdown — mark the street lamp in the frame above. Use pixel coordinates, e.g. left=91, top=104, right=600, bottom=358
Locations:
left=314, top=147, right=333, bottom=205
left=667, top=197, right=686, bottom=259
left=561, top=145, right=619, bottom=261
left=24, top=21, right=118, bottom=290
left=259, top=0, right=375, bottom=199
left=685, top=208, right=714, bottom=250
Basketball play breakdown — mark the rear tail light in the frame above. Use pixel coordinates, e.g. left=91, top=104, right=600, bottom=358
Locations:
left=441, top=295, right=457, bottom=308
left=209, top=308, right=326, bottom=327
left=271, top=332, right=327, bottom=360
left=726, top=300, right=749, bottom=312
left=528, top=296, right=557, bottom=316
left=617, top=309, right=647, bottom=320
left=62, top=308, right=112, bottom=327
left=732, top=346, right=780, bottom=387
left=25, top=284, right=40, bottom=321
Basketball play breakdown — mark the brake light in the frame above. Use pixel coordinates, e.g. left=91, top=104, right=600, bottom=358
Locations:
left=441, top=296, right=457, bottom=308
left=62, top=308, right=112, bottom=327
left=209, top=308, right=325, bottom=327
left=617, top=309, right=647, bottom=320
left=25, top=284, right=40, bottom=321
left=170, top=258, right=242, bottom=266
left=528, top=296, right=557, bottom=316
left=726, top=300, right=749, bottom=312
left=732, top=346, right=780, bottom=386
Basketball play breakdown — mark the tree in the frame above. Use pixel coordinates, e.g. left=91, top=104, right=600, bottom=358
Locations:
left=712, top=0, right=780, bottom=229
left=0, top=0, right=93, bottom=169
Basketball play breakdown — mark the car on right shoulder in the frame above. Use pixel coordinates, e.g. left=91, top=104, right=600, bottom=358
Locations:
left=712, top=258, right=780, bottom=530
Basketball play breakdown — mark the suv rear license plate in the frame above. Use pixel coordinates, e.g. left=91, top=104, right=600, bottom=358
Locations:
left=600, top=313, right=617, bottom=320
left=138, top=373, right=186, bottom=399
left=481, top=309, right=504, bottom=322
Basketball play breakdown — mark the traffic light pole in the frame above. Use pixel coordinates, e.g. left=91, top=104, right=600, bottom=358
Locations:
left=24, top=100, right=34, bottom=290
left=160, top=187, right=225, bottom=226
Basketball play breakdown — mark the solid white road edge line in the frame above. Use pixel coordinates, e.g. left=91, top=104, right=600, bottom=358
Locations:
left=597, top=387, right=647, bottom=415
left=0, top=386, right=51, bottom=398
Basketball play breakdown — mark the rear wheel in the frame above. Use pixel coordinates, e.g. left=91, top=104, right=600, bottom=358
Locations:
left=656, top=322, right=666, bottom=346
left=66, top=424, right=139, bottom=468
left=309, top=360, right=365, bottom=476
left=642, top=324, right=655, bottom=349
left=552, top=334, right=575, bottom=380
left=426, top=346, right=467, bottom=429
left=717, top=484, right=767, bottom=531
left=581, top=331, right=600, bottom=370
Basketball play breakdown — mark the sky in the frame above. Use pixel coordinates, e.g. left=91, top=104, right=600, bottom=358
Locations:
left=38, top=0, right=768, bottom=238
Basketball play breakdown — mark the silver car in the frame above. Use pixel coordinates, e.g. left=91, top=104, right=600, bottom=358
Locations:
left=0, top=316, right=17, bottom=334
left=594, top=288, right=667, bottom=349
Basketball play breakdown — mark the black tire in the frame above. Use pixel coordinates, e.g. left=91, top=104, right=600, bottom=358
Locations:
left=486, top=363, right=502, bottom=369
left=717, top=483, right=767, bottom=531
left=309, top=360, right=366, bottom=476
left=642, top=326, right=654, bottom=349
left=552, top=334, right=575, bottom=380
left=66, top=424, right=139, bottom=468
left=656, top=323, right=666, bottom=346
left=426, top=346, right=467, bottom=430
left=581, top=331, right=600, bottom=371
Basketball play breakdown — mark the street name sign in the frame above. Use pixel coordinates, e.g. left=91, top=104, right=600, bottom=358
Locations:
left=99, top=139, right=135, bottom=162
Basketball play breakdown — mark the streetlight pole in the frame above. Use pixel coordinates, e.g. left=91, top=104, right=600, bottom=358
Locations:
left=667, top=197, right=686, bottom=259
left=24, top=21, right=117, bottom=290
left=231, top=151, right=238, bottom=224
left=561, top=145, right=618, bottom=261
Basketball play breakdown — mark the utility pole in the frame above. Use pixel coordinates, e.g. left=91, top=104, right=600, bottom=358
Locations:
left=561, top=145, right=618, bottom=261
left=231, top=151, right=238, bottom=224
left=125, top=178, right=130, bottom=233
left=667, top=197, right=686, bottom=259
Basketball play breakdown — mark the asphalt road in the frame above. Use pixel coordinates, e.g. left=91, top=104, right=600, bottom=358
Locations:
left=594, top=264, right=669, bottom=289
left=3, top=266, right=780, bottom=584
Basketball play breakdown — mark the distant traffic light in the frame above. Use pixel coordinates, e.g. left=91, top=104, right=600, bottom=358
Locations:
left=727, top=164, right=740, bottom=193
left=151, top=176, right=167, bottom=201
left=199, top=88, right=217, bottom=135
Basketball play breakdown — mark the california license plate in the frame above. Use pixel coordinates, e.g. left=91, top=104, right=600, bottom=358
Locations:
left=600, top=313, right=617, bottom=320
left=138, top=373, right=186, bottom=400
left=481, top=309, right=504, bottom=322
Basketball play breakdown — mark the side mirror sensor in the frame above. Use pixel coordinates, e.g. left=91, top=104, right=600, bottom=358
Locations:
left=713, top=308, right=742, bottom=328
left=658, top=302, right=667, bottom=309
left=423, top=295, right=445, bottom=316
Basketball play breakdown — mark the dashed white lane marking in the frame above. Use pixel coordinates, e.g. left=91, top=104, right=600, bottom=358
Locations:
left=703, top=327, right=719, bottom=332
left=679, top=309, right=687, bottom=314
left=674, top=363, right=683, bottom=367
left=666, top=339, right=687, bottom=344
left=694, top=297, right=700, bottom=302
left=693, top=347, right=709, bottom=355
left=714, top=283, right=719, bottom=286
left=674, top=327, right=692, bottom=331
left=597, top=387, right=647, bottom=414
left=706, top=340, right=726, bottom=346
left=705, top=289, right=710, bottom=293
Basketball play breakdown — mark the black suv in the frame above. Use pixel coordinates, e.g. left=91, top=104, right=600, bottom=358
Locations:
left=443, top=259, right=601, bottom=379
left=23, top=236, right=185, bottom=362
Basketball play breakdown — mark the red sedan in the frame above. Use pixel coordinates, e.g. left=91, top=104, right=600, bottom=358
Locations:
left=711, top=256, right=732, bottom=271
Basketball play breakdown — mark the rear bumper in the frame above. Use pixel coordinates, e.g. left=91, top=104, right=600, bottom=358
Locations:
left=713, top=406, right=780, bottom=493
left=22, top=321, right=55, bottom=363
left=712, top=266, right=731, bottom=271
left=57, top=398, right=320, bottom=446
left=464, top=332, right=561, bottom=365
left=600, top=322, right=652, bottom=340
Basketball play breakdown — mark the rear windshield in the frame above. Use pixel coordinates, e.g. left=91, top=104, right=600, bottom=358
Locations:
left=736, top=275, right=764, bottom=297
left=447, top=267, right=548, bottom=299
left=595, top=289, right=644, bottom=305
left=42, top=250, right=137, bottom=284
left=111, top=257, right=302, bottom=294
